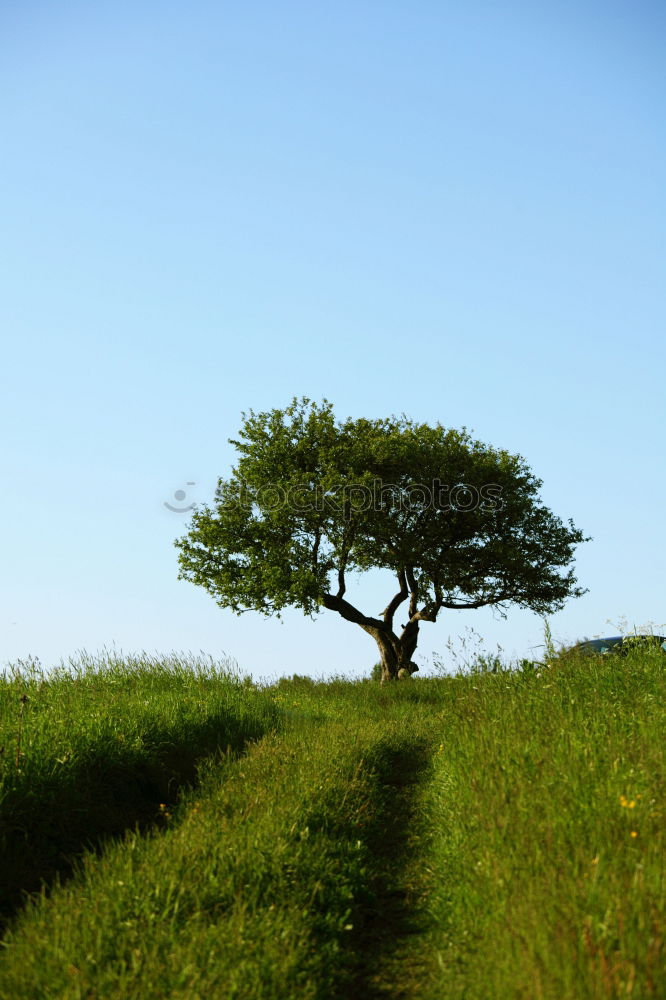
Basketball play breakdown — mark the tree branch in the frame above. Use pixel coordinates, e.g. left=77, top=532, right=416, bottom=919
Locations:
left=411, top=607, right=439, bottom=623
left=382, top=570, right=408, bottom=629
left=405, top=565, right=419, bottom=619
left=440, top=591, right=512, bottom=610
left=322, top=592, right=384, bottom=634
left=336, top=564, right=347, bottom=600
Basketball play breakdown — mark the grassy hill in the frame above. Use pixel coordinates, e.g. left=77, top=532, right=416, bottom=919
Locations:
left=0, top=645, right=664, bottom=998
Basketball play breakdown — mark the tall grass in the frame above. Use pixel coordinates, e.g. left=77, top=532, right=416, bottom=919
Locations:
left=0, top=647, right=664, bottom=997
left=0, top=651, right=278, bottom=927
left=0, top=708, right=433, bottom=998
left=416, top=645, right=666, bottom=998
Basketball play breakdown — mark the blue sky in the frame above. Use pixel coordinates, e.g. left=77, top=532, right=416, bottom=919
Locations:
left=2, top=1, right=664, bottom=680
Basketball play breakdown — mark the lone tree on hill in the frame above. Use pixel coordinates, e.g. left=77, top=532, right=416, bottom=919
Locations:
left=176, top=398, right=589, bottom=683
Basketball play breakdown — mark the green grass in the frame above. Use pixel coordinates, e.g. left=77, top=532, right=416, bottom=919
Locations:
left=0, top=651, right=278, bottom=928
left=0, top=711, right=432, bottom=998
left=0, top=647, right=664, bottom=998
left=416, top=647, right=666, bottom=999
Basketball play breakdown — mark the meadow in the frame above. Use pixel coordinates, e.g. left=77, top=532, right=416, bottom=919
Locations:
left=0, top=643, right=664, bottom=998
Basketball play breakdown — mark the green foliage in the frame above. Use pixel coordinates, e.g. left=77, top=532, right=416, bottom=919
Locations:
left=176, top=399, right=589, bottom=657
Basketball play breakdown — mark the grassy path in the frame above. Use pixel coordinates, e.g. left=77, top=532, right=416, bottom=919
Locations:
left=0, top=693, right=434, bottom=998
left=1, top=652, right=666, bottom=997
left=333, top=737, right=434, bottom=1000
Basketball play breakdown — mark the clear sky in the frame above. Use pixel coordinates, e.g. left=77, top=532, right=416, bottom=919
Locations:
left=2, top=1, right=665, bottom=680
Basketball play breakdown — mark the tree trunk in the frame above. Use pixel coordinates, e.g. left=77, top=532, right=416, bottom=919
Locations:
left=374, top=628, right=420, bottom=684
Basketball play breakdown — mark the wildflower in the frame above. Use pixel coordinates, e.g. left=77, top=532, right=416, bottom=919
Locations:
left=630, top=831, right=638, bottom=838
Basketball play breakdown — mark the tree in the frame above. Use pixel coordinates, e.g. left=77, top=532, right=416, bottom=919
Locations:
left=175, top=398, right=589, bottom=683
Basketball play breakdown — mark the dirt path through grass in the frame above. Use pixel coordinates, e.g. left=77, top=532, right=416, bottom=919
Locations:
left=328, top=735, right=434, bottom=1000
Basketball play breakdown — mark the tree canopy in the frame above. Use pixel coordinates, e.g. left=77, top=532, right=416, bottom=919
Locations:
left=176, top=398, right=589, bottom=681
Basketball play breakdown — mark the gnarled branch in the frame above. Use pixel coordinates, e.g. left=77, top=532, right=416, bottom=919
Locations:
left=322, top=592, right=384, bottom=636
left=405, top=565, right=419, bottom=619
left=382, top=570, right=408, bottom=629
